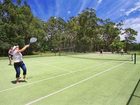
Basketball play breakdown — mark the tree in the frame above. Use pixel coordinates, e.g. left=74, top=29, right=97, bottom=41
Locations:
left=45, top=17, right=67, bottom=53
left=99, top=19, right=120, bottom=51
left=123, top=28, right=137, bottom=52
left=0, top=1, right=138, bottom=56
left=110, top=37, right=125, bottom=53
left=74, top=8, right=100, bottom=52
left=0, top=0, right=44, bottom=55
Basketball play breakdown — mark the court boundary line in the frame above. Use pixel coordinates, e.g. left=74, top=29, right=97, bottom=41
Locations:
left=0, top=61, right=109, bottom=93
left=25, top=61, right=128, bottom=105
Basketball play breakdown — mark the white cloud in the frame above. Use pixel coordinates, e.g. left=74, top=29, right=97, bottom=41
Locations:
left=125, top=1, right=140, bottom=16
left=103, top=0, right=131, bottom=19
left=120, top=9, right=125, bottom=12
left=67, top=11, right=71, bottom=14
left=78, top=0, right=103, bottom=13
left=78, top=1, right=88, bottom=13
left=0, top=0, right=4, bottom=3
left=96, top=0, right=103, bottom=9
left=55, top=0, right=61, bottom=16
left=34, top=0, right=46, bottom=18
left=123, top=17, right=140, bottom=43
left=97, top=0, right=103, bottom=4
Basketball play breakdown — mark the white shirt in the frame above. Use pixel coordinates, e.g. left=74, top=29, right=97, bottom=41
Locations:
left=12, top=50, right=23, bottom=63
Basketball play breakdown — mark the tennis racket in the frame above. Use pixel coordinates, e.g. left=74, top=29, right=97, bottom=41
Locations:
left=29, top=37, right=37, bottom=44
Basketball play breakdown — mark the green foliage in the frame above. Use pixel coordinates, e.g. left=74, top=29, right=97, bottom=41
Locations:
left=0, top=1, right=138, bottom=56
left=123, top=28, right=138, bottom=52
left=0, top=0, right=45, bottom=55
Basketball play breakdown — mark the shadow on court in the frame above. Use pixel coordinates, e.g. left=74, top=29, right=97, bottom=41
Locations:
left=126, top=79, right=140, bottom=105
left=11, top=80, right=27, bottom=84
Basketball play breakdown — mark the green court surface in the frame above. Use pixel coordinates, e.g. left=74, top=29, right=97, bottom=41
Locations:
left=0, top=53, right=140, bottom=105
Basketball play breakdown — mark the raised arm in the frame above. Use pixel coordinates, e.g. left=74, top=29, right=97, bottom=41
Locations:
left=18, top=45, right=30, bottom=52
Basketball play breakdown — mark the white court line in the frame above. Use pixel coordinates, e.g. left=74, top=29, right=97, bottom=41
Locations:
left=25, top=61, right=128, bottom=105
left=0, top=61, right=108, bottom=93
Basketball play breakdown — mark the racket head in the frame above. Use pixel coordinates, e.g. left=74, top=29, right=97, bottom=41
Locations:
left=30, top=37, right=37, bottom=44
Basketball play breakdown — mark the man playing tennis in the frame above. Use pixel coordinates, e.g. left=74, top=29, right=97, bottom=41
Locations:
left=12, top=44, right=30, bottom=83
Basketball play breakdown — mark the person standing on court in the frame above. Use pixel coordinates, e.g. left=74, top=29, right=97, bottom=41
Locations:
left=120, top=48, right=124, bottom=55
left=100, top=49, right=103, bottom=54
left=12, top=44, right=30, bottom=83
left=8, top=46, right=13, bottom=65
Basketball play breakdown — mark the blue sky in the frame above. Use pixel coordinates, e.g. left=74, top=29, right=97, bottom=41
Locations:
left=6, top=0, right=140, bottom=42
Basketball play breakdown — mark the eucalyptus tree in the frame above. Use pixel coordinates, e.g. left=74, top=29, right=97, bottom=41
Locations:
left=99, top=19, right=120, bottom=51
left=0, top=0, right=138, bottom=56
left=123, top=28, right=137, bottom=52
left=66, top=16, right=80, bottom=51
left=75, top=8, right=100, bottom=52
left=0, top=0, right=18, bottom=55
left=110, top=36, right=125, bottom=53
left=0, top=0, right=40, bottom=55
left=46, top=17, right=67, bottom=52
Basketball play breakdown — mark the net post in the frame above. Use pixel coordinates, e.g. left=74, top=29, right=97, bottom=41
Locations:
left=134, top=53, right=136, bottom=64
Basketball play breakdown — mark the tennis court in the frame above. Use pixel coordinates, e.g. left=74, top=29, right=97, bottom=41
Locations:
left=0, top=53, right=140, bottom=105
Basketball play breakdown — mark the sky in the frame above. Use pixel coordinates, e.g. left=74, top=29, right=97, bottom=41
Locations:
left=3, top=0, right=140, bottom=42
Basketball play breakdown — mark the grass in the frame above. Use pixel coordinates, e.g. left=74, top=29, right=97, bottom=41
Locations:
left=0, top=53, right=140, bottom=105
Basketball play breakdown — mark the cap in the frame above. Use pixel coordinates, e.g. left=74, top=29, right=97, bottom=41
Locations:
left=12, top=45, right=19, bottom=50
